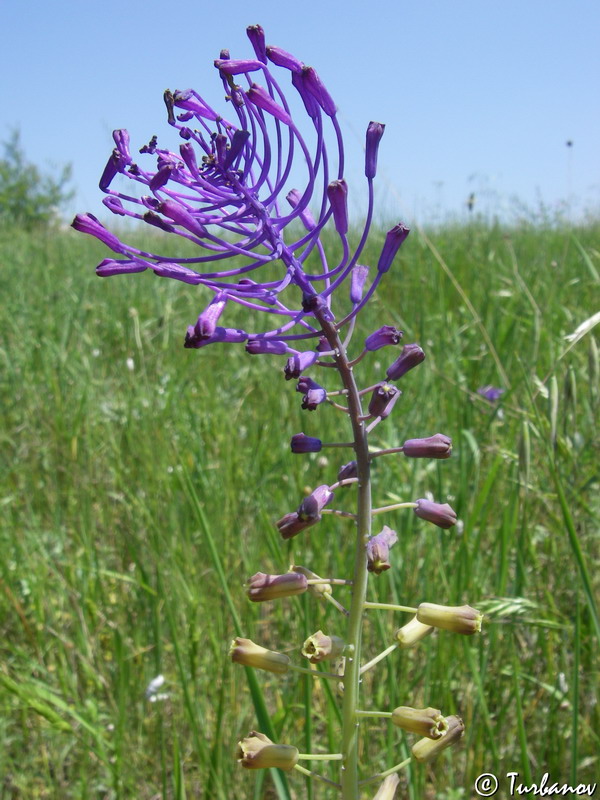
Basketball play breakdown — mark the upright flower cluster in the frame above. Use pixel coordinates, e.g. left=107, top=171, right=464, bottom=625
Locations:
left=76, top=25, right=484, bottom=800
left=73, top=25, right=406, bottom=351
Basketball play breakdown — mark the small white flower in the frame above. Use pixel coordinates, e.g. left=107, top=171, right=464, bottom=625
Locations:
left=126, top=357, right=135, bottom=371
left=145, top=674, right=169, bottom=702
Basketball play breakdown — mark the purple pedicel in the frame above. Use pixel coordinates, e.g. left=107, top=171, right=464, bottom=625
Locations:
left=73, top=26, right=384, bottom=348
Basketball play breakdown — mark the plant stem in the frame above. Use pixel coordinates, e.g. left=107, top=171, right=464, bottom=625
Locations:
left=317, top=310, right=372, bottom=800
left=363, top=602, right=416, bottom=613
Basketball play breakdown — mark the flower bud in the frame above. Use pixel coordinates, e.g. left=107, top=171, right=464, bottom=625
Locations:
left=368, top=382, right=401, bottom=419
left=373, top=774, right=400, bottom=800
left=246, top=338, right=289, bottom=355
left=367, top=525, right=398, bottom=574
left=290, top=565, right=332, bottom=597
left=246, top=84, right=293, bottom=125
left=214, top=59, right=264, bottom=75
left=394, top=616, right=434, bottom=648
left=365, top=121, right=385, bottom=179
left=364, top=325, right=403, bottom=351
left=266, top=45, right=303, bottom=73
left=302, top=630, right=345, bottom=663
left=337, top=460, right=358, bottom=482
left=402, top=433, right=452, bottom=459
left=298, top=485, right=334, bottom=520
left=391, top=706, right=448, bottom=739
left=416, top=603, right=483, bottom=635
left=301, top=65, right=337, bottom=116
left=411, top=715, right=465, bottom=763
left=327, top=179, right=349, bottom=235
left=229, top=637, right=290, bottom=673
left=194, top=292, right=228, bottom=339
left=377, top=224, right=410, bottom=273
left=246, top=572, right=308, bottom=602
left=297, top=376, right=327, bottom=410
left=284, top=351, right=319, bottom=380
left=71, top=213, right=126, bottom=253
left=413, top=499, right=457, bottom=529
left=276, top=512, right=319, bottom=540
left=350, top=264, right=369, bottom=303
left=386, top=343, right=425, bottom=381
left=246, top=24, right=267, bottom=63
left=237, top=731, right=299, bottom=770
left=291, top=433, right=322, bottom=453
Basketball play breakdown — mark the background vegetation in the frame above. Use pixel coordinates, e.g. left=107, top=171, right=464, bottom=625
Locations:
left=1, top=217, right=598, bottom=799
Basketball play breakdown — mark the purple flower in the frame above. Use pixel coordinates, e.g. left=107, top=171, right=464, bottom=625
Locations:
left=368, top=382, right=401, bottom=419
left=367, top=525, right=398, bottom=574
left=73, top=26, right=386, bottom=348
left=337, top=461, right=357, bottom=482
left=296, top=377, right=327, bottom=411
left=298, top=485, right=334, bottom=520
left=413, top=499, right=457, bottom=530
left=350, top=265, right=369, bottom=304
left=246, top=571, right=308, bottom=602
left=402, top=433, right=452, bottom=459
left=377, top=224, right=410, bottom=274
left=284, top=351, right=319, bottom=380
left=277, top=512, right=319, bottom=539
left=364, top=326, right=403, bottom=351
left=386, top=343, right=426, bottom=381
left=478, top=385, right=505, bottom=403
left=365, top=121, right=385, bottom=179
left=290, top=433, right=322, bottom=453
left=327, top=179, right=349, bottom=235
left=246, top=339, right=290, bottom=355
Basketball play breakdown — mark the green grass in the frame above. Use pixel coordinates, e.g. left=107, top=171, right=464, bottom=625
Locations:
left=1, top=219, right=598, bottom=798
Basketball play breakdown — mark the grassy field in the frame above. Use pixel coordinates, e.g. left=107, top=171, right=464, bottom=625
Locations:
left=1, top=219, right=598, bottom=799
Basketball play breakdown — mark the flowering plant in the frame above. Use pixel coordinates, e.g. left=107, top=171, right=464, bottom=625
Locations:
left=74, top=24, right=482, bottom=799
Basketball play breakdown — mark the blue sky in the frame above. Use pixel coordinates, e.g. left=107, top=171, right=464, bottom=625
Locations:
left=2, top=0, right=599, bottom=224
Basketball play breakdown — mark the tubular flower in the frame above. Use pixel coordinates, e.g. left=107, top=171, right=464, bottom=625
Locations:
left=416, top=603, right=483, bottom=635
left=73, top=25, right=391, bottom=346
left=246, top=571, right=308, bottom=602
left=411, top=715, right=465, bottom=763
left=229, top=637, right=290, bottom=673
left=402, top=433, right=452, bottom=459
left=237, top=731, right=299, bottom=770
left=302, top=630, right=345, bottom=663
left=394, top=616, right=435, bottom=648
left=413, top=498, right=457, bottom=529
left=391, top=706, right=449, bottom=739
left=366, top=525, right=398, bottom=574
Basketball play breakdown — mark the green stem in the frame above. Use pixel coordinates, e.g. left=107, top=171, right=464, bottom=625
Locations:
left=317, top=310, right=372, bottom=800
left=293, top=763, right=342, bottom=789
left=288, top=664, right=341, bottom=680
left=297, top=753, right=344, bottom=761
left=363, top=601, right=416, bottom=613
left=359, top=643, right=398, bottom=675
left=358, top=757, right=412, bottom=786
left=355, top=710, right=393, bottom=719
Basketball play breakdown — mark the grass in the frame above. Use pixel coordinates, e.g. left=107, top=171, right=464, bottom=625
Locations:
left=0, top=219, right=598, bottom=798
